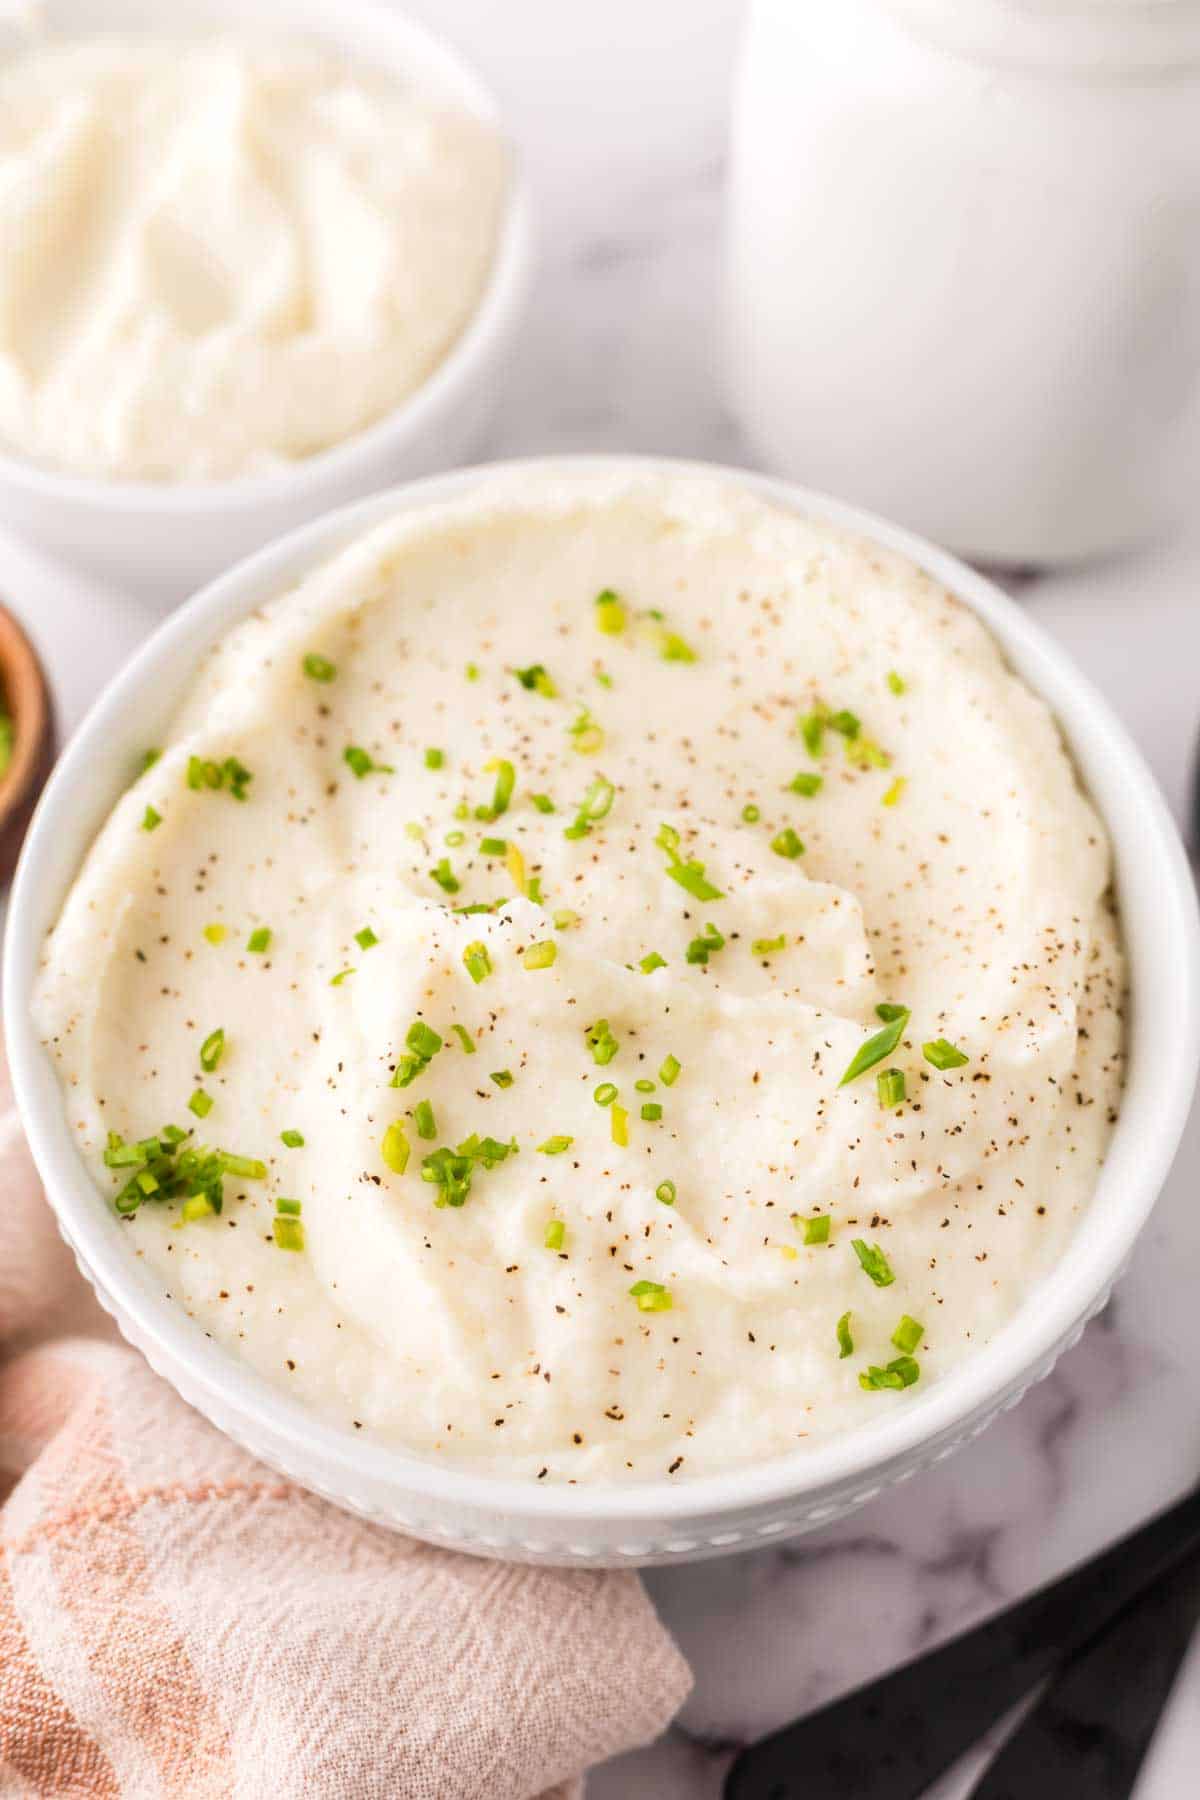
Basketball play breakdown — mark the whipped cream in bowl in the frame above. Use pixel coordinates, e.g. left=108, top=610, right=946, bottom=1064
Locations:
left=9, top=460, right=1197, bottom=1561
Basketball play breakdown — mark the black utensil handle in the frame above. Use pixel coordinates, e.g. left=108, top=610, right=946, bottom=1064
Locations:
left=724, top=1483, right=1200, bottom=1800
left=968, top=1534, right=1200, bottom=1800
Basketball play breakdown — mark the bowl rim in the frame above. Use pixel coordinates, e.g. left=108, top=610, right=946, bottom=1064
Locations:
left=0, top=0, right=532, bottom=512
left=7, top=453, right=1199, bottom=1528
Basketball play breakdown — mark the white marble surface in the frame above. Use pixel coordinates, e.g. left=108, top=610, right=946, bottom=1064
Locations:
left=7, top=3, right=1200, bottom=1795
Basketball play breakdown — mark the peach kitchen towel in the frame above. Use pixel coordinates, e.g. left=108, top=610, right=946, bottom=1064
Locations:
left=0, top=1060, right=691, bottom=1799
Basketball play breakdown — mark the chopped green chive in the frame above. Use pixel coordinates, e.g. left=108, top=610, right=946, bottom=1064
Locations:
left=741, top=803, right=761, bottom=824
left=892, top=1315, right=925, bottom=1355
left=273, top=1216, right=306, bottom=1252
left=553, top=909, right=581, bottom=930
left=186, top=756, right=223, bottom=792
left=752, top=935, right=788, bottom=957
left=479, top=836, right=507, bottom=857
left=851, top=1239, right=896, bottom=1287
left=246, top=927, right=271, bottom=954
left=105, top=1133, right=153, bottom=1169
left=450, top=1024, right=476, bottom=1055
left=629, top=1279, right=673, bottom=1313
left=641, top=1102, right=663, bottom=1121
left=846, top=734, right=892, bottom=771
left=465, top=662, right=480, bottom=682
left=887, top=670, right=906, bottom=695
left=276, top=1197, right=302, bottom=1216
left=586, top=1019, right=620, bottom=1066
left=639, top=951, right=667, bottom=974
left=203, top=923, right=226, bottom=945
left=686, top=923, right=725, bottom=966
left=188, top=1088, right=213, bottom=1119
left=836, top=1311, right=854, bottom=1359
left=655, top=823, right=723, bottom=900
left=344, top=745, right=392, bottom=779
left=659, top=1054, right=681, bottom=1087
left=655, top=1180, right=677, bottom=1206
left=771, top=827, right=805, bottom=860
left=198, top=1028, right=225, bottom=1073
left=882, top=777, right=906, bottom=807
left=799, top=711, right=825, bottom=758
left=424, top=747, right=445, bottom=770
left=839, top=1005, right=910, bottom=1085
left=392, top=1019, right=443, bottom=1089
left=829, top=709, right=860, bottom=739
left=476, top=758, right=515, bottom=821
left=506, top=843, right=529, bottom=897
left=381, top=1121, right=410, bottom=1175
left=139, top=748, right=161, bottom=774
left=568, top=706, right=605, bottom=755
left=611, top=1103, right=629, bottom=1147
left=180, top=1193, right=215, bottom=1224
left=523, top=940, right=557, bottom=970
left=544, top=1218, right=566, bottom=1251
left=354, top=926, right=379, bottom=951
left=594, top=1082, right=618, bottom=1107
left=860, top=1356, right=920, bottom=1391
left=530, top=793, right=555, bottom=814
left=107, top=1128, right=265, bottom=1220
left=538, top=1135, right=574, bottom=1155
left=463, top=942, right=492, bottom=984
left=564, top=775, right=615, bottom=840
left=407, top=1020, right=443, bottom=1062
left=924, top=1038, right=969, bottom=1070
left=877, top=1067, right=906, bottom=1109
left=431, top=857, right=460, bottom=895
left=413, top=1099, right=437, bottom=1141
left=490, top=1070, right=514, bottom=1089
left=216, top=1151, right=267, bottom=1181
left=793, top=1213, right=831, bottom=1245
left=658, top=629, right=697, bottom=664
left=513, top=664, right=557, bottom=698
left=595, top=589, right=627, bottom=634
left=141, top=805, right=162, bottom=832
left=421, top=1133, right=516, bottom=1209
left=787, top=771, right=823, bottom=797
left=634, top=1078, right=656, bottom=1093
left=330, top=968, right=355, bottom=986
left=303, top=653, right=336, bottom=683
left=281, top=1129, right=304, bottom=1148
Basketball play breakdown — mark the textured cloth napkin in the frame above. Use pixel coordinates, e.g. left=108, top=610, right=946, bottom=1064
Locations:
left=0, top=1062, right=691, bottom=1798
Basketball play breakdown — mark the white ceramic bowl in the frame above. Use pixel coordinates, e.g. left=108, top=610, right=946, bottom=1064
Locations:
left=7, top=457, right=1199, bottom=1567
left=0, top=0, right=532, bottom=601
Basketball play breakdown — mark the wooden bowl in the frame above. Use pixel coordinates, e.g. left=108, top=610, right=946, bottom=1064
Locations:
left=0, top=606, right=55, bottom=884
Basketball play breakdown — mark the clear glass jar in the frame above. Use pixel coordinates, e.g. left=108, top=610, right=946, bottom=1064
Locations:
left=725, top=0, right=1200, bottom=563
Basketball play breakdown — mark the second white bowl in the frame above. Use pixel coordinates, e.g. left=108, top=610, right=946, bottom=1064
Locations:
left=0, top=0, right=532, bottom=601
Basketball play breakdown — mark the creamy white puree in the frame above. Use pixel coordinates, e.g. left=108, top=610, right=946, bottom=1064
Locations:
left=0, top=38, right=506, bottom=480
left=34, top=473, right=1124, bottom=1482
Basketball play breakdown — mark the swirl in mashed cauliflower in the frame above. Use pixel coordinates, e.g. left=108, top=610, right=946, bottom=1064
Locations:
left=34, top=473, right=1124, bottom=1482
left=0, top=37, right=506, bottom=480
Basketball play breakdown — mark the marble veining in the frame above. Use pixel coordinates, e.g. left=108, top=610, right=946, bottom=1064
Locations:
left=6, top=3, right=1199, bottom=1795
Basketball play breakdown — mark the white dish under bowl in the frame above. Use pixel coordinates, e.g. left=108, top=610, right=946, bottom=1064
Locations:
left=0, top=0, right=532, bottom=601
left=7, top=457, right=1198, bottom=1566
